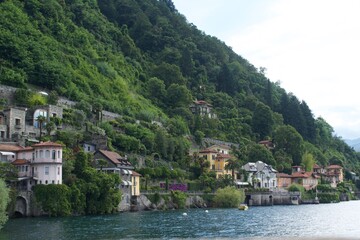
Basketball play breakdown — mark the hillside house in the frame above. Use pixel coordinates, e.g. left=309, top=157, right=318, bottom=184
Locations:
left=242, top=161, right=278, bottom=190
left=189, top=100, right=216, bottom=119
left=93, top=150, right=141, bottom=211
left=276, top=173, right=292, bottom=189
left=198, top=145, right=236, bottom=179
left=0, top=141, right=63, bottom=191
left=324, top=165, right=344, bottom=188
left=0, top=105, right=63, bottom=143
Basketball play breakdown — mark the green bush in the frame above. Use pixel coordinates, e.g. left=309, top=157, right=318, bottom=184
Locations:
left=213, top=186, right=245, bottom=208
left=33, top=184, right=71, bottom=217
left=0, top=178, right=10, bottom=229
left=171, top=190, right=187, bottom=209
left=318, top=192, right=340, bottom=203
left=288, top=184, right=305, bottom=193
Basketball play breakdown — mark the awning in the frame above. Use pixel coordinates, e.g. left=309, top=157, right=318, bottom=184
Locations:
left=235, top=181, right=249, bottom=186
left=122, top=180, right=129, bottom=186
left=127, top=170, right=133, bottom=175
left=122, top=169, right=129, bottom=174
left=0, top=151, right=15, bottom=156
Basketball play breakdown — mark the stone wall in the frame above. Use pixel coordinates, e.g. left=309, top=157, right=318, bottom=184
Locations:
left=0, top=84, right=16, bottom=105
left=246, top=191, right=300, bottom=206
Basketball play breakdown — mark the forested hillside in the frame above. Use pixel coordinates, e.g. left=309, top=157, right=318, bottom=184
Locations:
left=1, top=0, right=359, bottom=176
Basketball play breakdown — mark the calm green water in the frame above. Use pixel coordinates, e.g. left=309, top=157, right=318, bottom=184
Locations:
left=1, top=201, right=360, bottom=239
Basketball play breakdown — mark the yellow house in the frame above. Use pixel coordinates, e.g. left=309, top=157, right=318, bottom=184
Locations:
left=131, top=171, right=141, bottom=196
left=198, top=145, right=235, bottom=179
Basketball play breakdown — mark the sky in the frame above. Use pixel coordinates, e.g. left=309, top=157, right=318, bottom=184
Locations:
left=172, top=0, right=360, bottom=140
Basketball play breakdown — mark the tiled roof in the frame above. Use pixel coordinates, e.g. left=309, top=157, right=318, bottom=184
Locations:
left=277, top=173, right=292, bottom=178
left=291, top=171, right=315, bottom=178
left=32, top=141, right=63, bottom=148
left=327, top=165, right=342, bottom=169
left=313, top=164, right=322, bottom=169
left=199, top=149, right=218, bottom=154
left=0, top=144, right=24, bottom=151
left=194, top=100, right=211, bottom=106
left=132, top=171, right=142, bottom=177
left=11, top=159, right=30, bottom=165
left=217, top=153, right=231, bottom=159
left=98, top=149, right=121, bottom=165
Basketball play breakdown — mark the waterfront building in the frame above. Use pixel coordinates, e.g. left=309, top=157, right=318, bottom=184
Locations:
left=197, top=145, right=236, bottom=179
left=0, top=141, right=63, bottom=190
left=93, top=150, right=141, bottom=211
left=324, top=165, right=344, bottom=188
left=276, top=173, right=292, bottom=189
left=242, top=161, right=278, bottom=190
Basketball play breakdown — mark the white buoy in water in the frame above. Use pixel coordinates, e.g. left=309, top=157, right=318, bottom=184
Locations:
left=205, top=210, right=209, bottom=213
left=182, top=212, right=187, bottom=216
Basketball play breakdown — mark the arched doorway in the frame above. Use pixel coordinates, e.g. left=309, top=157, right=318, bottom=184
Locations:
left=14, top=196, right=27, bottom=217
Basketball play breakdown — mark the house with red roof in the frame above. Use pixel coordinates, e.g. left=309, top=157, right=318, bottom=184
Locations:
left=189, top=100, right=216, bottom=119
left=0, top=141, right=63, bottom=191
left=93, top=149, right=141, bottom=211
left=324, top=165, right=344, bottom=188
left=198, top=145, right=236, bottom=179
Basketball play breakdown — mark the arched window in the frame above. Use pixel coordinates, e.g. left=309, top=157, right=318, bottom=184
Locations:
left=40, top=150, right=43, bottom=158
left=58, top=150, right=61, bottom=158
left=33, top=109, right=47, bottom=128
left=45, top=150, right=50, bottom=158
left=52, top=150, right=56, bottom=160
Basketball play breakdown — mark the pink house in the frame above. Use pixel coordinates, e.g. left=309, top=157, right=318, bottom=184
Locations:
left=0, top=141, right=63, bottom=191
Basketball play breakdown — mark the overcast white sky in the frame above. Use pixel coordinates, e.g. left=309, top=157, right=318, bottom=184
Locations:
left=172, top=0, right=360, bottom=140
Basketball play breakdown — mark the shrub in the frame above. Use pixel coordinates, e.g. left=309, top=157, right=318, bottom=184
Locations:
left=318, top=192, right=340, bottom=203
left=213, top=186, right=245, bottom=208
left=171, top=190, right=187, bottom=209
left=0, top=178, right=10, bottom=229
left=33, top=184, right=71, bottom=217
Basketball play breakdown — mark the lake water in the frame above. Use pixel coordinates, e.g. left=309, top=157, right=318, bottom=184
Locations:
left=1, top=201, right=360, bottom=239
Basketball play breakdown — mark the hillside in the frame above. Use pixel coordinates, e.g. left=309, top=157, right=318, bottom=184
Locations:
left=1, top=0, right=360, bottom=175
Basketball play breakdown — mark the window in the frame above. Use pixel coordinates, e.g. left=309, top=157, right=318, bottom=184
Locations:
left=45, top=166, right=49, bottom=175
left=58, top=150, right=61, bottom=158
left=15, top=118, right=21, bottom=125
left=25, top=166, right=28, bottom=172
left=0, top=131, right=4, bottom=138
left=40, top=150, right=43, bottom=158
left=52, top=150, right=56, bottom=160
left=45, top=150, right=50, bottom=158
left=45, top=180, right=48, bottom=184
left=33, top=109, right=47, bottom=128
left=52, top=180, right=55, bottom=184
left=57, top=167, right=60, bottom=175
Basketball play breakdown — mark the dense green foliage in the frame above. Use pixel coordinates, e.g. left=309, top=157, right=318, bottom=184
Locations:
left=213, top=186, right=245, bottom=208
left=1, top=0, right=359, bottom=176
left=170, top=190, right=187, bottom=209
left=0, top=178, right=10, bottom=229
left=33, top=184, right=71, bottom=216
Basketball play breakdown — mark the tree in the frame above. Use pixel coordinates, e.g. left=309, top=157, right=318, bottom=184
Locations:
left=301, top=151, right=315, bottom=172
left=0, top=178, right=10, bottom=229
left=213, top=186, right=245, bottom=208
left=225, top=158, right=241, bottom=180
left=37, top=115, right=47, bottom=141
left=246, top=144, right=276, bottom=167
left=252, top=102, right=274, bottom=140
left=273, top=125, right=304, bottom=165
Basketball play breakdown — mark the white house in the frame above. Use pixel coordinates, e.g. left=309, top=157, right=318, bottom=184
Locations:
left=0, top=141, right=63, bottom=191
left=242, top=161, right=278, bottom=190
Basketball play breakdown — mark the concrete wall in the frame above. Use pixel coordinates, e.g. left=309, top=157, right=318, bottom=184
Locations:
left=246, top=191, right=300, bottom=206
